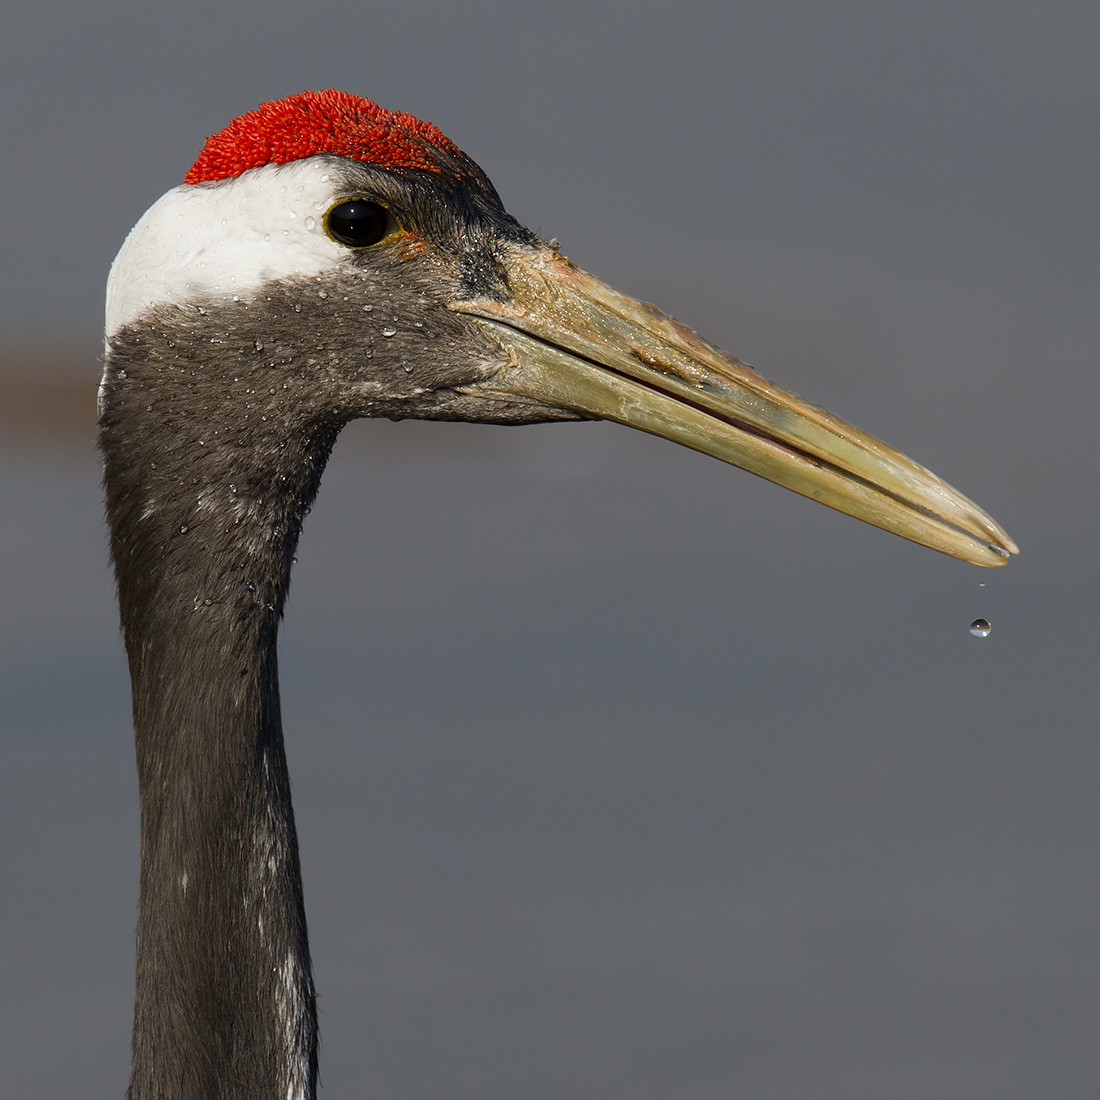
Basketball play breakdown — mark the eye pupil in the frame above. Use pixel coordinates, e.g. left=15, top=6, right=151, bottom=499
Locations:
left=327, top=201, right=390, bottom=247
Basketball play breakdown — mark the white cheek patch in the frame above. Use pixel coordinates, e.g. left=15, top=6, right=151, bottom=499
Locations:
left=105, top=159, right=352, bottom=337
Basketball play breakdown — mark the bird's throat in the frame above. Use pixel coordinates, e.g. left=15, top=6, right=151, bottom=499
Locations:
left=100, top=346, right=336, bottom=1100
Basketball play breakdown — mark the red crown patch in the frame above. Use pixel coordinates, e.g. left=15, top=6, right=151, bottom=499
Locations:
left=184, top=89, right=464, bottom=185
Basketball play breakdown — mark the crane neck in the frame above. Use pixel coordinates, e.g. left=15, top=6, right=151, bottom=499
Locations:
left=99, top=339, right=341, bottom=1100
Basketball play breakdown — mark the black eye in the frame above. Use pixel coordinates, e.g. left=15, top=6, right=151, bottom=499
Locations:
left=326, top=200, right=393, bottom=247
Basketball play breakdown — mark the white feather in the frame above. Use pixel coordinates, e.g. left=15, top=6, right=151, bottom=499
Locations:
left=105, top=159, right=350, bottom=337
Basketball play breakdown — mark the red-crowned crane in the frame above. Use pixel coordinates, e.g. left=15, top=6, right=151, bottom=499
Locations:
left=99, top=90, right=1017, bottom=1100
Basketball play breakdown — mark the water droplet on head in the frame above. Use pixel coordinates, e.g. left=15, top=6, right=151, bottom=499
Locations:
left=402, top=362, right=413, bottom=372
left=318, top=289, right=328, bottom=299
left=232, top=295, right=240, bottom=302
left=293, top=303, right=302, bottom=313
left=381, top=326, right=397, bottom=337
left=363, top=304, right=374, bottom=312
left=305, top=216, right=316, bottom=230
left=179, top=525, right=188, bottom=534
left=969, top=618, right=992, bottom=638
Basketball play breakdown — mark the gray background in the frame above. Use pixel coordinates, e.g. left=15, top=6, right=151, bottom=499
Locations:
left=2, top=1, right=1097, bottom=1097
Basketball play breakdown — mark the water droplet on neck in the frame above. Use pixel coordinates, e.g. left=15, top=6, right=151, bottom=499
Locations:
left=179, top=525, right=188, bottom=534
left=402, top=362, right=413, bottom=372
left=969, top=618, right=992, bottom=638
left=305, top=216, right=316, bottom=230
left=381, top=326, right=397, bottom=337
left=318, top=289, right=328, bottom=299
left=362, top=304, right=374, bottom=312
left=294, top=303, right=302, bottom=313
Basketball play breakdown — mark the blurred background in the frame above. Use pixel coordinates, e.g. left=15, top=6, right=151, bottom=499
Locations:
left=2, top=2, right=1097, bottom=1097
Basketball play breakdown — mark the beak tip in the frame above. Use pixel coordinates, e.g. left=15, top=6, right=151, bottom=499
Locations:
left=982, top=537, right=1019, bottom=565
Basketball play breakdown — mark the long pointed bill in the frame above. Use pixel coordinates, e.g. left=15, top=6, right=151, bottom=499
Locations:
left=451, top=245, right=1017, bottom=567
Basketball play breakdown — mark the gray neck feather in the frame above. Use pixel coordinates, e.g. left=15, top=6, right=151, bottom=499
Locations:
left=100, top=329, right=340, bottom=1100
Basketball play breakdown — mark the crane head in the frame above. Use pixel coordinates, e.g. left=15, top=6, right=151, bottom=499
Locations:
left=103, top=90, right=1017, bottom=567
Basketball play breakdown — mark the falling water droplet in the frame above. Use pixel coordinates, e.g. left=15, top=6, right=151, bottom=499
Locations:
left=305, top=216, right=316, bottom=230
left=969, top=618, right=992, bottom=638
left=381, top=326, right=397, bottom=337
left=978, top=581, right=986, bottom=587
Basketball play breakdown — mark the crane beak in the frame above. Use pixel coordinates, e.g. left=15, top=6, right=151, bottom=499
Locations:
left=451, top=245, right=1017, bottom=567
